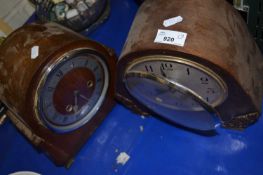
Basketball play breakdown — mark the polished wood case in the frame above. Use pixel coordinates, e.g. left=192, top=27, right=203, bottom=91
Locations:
left=0, top=23, right=116, bottom=166
left=116, top=0, right=263, bottom=129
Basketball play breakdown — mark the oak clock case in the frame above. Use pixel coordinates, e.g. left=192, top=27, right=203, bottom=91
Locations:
left=116, top=0, right=263, bottom=131
left=0, top=23, right=116, bottom=166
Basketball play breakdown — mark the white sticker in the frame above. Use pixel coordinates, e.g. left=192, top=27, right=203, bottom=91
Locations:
left=154, top=29, right=187, bottom=47
left=31, top=46, right=39, bottom=59
left=163, top=16, right=183, bottom=27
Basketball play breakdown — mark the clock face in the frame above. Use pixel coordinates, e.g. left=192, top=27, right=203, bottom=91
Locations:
left=36, top=50, right=109, bottom=132
left=125, top=56, right=228, bottom=111
left=123, top=55, right=228, bottom=130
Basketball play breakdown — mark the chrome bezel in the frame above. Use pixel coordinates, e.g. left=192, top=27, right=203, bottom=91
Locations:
left=34, top=48, right=109, bottom=133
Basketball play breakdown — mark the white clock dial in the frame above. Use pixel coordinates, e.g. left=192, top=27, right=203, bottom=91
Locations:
left=123, top=55, right=228, bottom=131
left=125, top=56, right=227, bottom=111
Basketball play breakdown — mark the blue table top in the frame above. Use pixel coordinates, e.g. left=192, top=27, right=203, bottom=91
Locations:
left=1, top=0, right=263, bottom=174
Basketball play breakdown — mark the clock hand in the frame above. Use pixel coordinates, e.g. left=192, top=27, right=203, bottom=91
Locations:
left=160, top=66, right=167, bottom=78
left=73, top=90, right=79, bottom=112
left=79, top=93, right=89, bottom=101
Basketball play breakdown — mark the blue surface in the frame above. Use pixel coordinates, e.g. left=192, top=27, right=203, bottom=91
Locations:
left=1, top=0, right=263, bottom=174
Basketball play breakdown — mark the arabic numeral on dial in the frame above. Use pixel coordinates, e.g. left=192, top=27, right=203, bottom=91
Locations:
left=163, top=37, right=174, bottom=42
left=85, top=60, right=89, bottom=66
left=161, top=63, right=165, bottom=70
left=44, top=101, right=52, bottom=108
left=161, top=63, right=173, bottom=70
left=63, top=117, right=68, bottom=123
left=200, top=77, right=209, bottom=84
left=52, top=115, right=58, bottom=121
left=96, top=77, right=102, bottom=82
left=187, top=68, right=190, bottom=75
left=145, top=65, right=153, bottom=72
left=206, top=88, right=215, bottom=94
left=56, top=70, right=63, bottom=78
left=71, top=62, right=75, bottom=68
left=93, top=66, right=98, bottom=72
left=47, top=87, right=55, bottom=92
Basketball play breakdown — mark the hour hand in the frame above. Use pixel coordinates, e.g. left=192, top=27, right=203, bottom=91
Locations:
left=79, top=93, right=89, bottom=101
left=160, top=67, right=167, bottom=77
left=73, top=90, right=79, bottom=112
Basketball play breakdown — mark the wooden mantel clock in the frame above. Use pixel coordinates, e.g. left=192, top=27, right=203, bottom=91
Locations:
left=116, top=0, right=263, bottom=131
left=0, top=23, right=116, bottom=166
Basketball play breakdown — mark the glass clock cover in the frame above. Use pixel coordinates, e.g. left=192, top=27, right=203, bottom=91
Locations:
left=124, top=56, right=228, bottom=131
left=37, top=51, right=109, bottom=132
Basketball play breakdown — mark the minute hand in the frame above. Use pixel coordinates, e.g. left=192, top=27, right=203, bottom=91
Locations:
left=73, top=91, right=79, bottom=112
left=79, top=94, right=89, bottom=101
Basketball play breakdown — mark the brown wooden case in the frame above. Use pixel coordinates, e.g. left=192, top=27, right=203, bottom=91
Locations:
left=116, top=0, right=263, bottom=129
left=0, top=23, right=116, bottom=166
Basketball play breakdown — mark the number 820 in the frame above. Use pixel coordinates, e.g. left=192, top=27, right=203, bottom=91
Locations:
left=163, top=37, right=174, bottom=42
